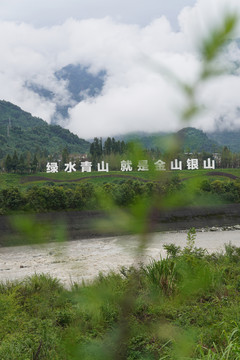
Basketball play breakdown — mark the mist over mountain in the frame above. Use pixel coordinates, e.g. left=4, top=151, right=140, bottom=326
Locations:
left=22, top=37, right=240, bottom=138
left=207, top=130, right=240, bottom=153
left=25, top=64, right=106, bottom=124
left=116, top=127, right=240, bottom=153
left=2, top=98, right=240, bottom=164
left=0, top=4, right=240, bottom=138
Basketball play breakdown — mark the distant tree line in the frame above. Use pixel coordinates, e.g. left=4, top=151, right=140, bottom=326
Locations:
left=0, top=146, right=84, bottom=174
left=2, top=143, right=240, bottom=174
left=89, top=137, right=128, bottom=167
left=3, top=150, right=42, bottom=174
left=90, top=137, right=127, bottom=157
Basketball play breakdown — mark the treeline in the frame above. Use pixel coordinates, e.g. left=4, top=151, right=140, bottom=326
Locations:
left=1, top=147, right=85, bottom=174
left=1, top=137, right=130, bottom=173
left=90, top=137, right=128, bottom=167
left=3, top=140, right=240, bottom=174
left=219, top=146, right=240, bottom=168
left=0, top=178, right=182, bottom=213
left=90, top=137, right=127, bottom=157
left=4, top=151, right=39, bottom=174
left=1, top=149, right=52, bottom=174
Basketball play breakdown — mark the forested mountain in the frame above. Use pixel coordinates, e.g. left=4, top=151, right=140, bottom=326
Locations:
left=177, top=128, right=219, bottom=153
left=0, top=100, right=90, bottom=160
left=207, top=130, right=240, bottom=153
left=116, top=128, right=220, bottom=153
left=1, top=97, right=240, bottom=169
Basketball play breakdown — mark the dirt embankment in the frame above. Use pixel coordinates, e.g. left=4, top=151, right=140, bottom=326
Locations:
left=1, top=204, right=240, bottom=247
left=20, top=174, right=155, bottom=184
left=20, top=171, right=240, bottom=185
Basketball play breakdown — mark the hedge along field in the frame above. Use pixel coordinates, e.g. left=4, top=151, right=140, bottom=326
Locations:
left=1, top=175, right=240, bottom=217
left=1, top=169, right=240, bottom=214
left=0, top=178, right=183, bottom=214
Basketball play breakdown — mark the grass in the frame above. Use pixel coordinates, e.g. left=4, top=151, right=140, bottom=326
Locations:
left=0, top=172, right=22, bottom=188
left=1, top=168, right=240, bottom=190
left=2, top=240, right=240, bottom=359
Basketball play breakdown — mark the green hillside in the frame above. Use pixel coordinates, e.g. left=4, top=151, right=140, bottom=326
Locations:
left=177, top=127, right=220, bottom=152
left=117, top=127, right=220, bottom=153
left=0, top=100, right=90, bottom=159
left=207, top=130, right=240, bottom=152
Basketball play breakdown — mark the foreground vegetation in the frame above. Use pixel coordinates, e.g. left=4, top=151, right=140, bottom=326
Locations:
left=1, top=235, right=240, bottom=359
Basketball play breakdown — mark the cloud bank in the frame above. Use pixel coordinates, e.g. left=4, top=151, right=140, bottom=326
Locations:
left=0, top=0, right=240, bottom=138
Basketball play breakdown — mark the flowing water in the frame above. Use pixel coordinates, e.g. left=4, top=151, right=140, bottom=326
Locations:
left=0, top=230, right=240, bottom=287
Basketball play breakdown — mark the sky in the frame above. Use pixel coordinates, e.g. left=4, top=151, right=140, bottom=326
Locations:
left=0, top=0, right=240, bottom=138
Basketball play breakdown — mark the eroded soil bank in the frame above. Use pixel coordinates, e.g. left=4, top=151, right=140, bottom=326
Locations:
left=1, top=204, right=240, bottom=246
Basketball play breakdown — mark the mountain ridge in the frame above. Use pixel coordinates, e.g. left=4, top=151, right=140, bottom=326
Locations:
left=1, top=100, right=240, bottom=163
left=0, top=100, right=90, bottom=159
left=113, top=127, right=221, bottom=153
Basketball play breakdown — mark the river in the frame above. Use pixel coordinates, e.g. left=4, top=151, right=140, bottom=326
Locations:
left=1, top=229, right=240, bottom=287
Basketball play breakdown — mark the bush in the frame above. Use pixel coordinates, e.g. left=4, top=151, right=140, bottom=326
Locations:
left=0, top=187, right=26, bottom=211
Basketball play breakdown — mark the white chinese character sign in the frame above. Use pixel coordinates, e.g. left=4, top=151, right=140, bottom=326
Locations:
left=203, top=158, right=215, bottom=169
left=81, top=161, right=92, bottom=173
left=121, top=160, right=132, bottom=172
left=137, top=160, right=149, bottom=171
left=46, top=157, right=218, bottom=173
left=171, top=159, right=182, bottom=170
left=187, top=158, right=198, bottom=170
left=154, top=160, right=166, bottom=171
left=64, top=162, right=76, bottom=173
left=46, top=162, right=58, bottom=173
left=98, top=161, right=109, bottom=172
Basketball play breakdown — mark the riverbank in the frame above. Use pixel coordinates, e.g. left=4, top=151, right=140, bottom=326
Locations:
left=1, top=203, right=240, bottom=246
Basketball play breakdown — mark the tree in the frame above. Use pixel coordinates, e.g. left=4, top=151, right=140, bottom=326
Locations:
left=31, top=154, right=38, bottom=173
left=221, top=146, right=232, bottom=168
left=5, top=154, right=12, bottom=173
left=61, top=147, right=69, bottom=168
left=103, top=137, right=112, bottom=155
left=17, top=154, right=28, bottom=174
left=90, top=137, right=103, bottom=167
left=11, top=151, right=18, bottom=173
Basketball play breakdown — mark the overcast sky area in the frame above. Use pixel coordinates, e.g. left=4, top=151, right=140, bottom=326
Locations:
left=0, top=0, right=240, bottom=138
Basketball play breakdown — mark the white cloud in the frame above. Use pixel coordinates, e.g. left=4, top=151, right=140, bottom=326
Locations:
left=0, top=0, right=240, bottom=138
left=0, top=0, right=196, bottom=28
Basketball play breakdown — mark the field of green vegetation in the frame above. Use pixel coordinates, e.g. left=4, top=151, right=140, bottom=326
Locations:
left=1, top=169, right=240, bottom=214
left=2, top=168, right=240, bottom=188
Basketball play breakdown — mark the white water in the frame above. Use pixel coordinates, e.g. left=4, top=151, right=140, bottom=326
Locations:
left=1, top=230, right=240, bottom=287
